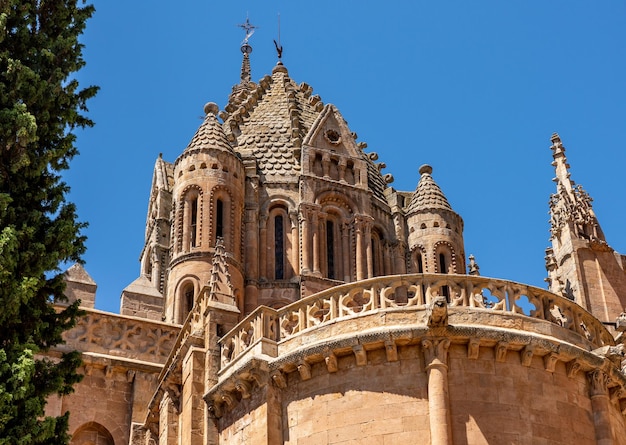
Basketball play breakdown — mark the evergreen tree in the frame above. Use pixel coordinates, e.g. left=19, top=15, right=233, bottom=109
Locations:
left=0, top=1, right=97, bottom=443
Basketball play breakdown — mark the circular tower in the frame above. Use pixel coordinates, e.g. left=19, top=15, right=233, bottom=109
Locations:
left=165, top=103, right=245, bottom=323
left=405, top=165, right=466, bottom=277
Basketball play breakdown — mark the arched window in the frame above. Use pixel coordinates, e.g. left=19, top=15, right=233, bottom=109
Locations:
left=190, top=196, right=198, bottom=248
left=178, top=281, right=195, bottom=324
left=70, top=422, right=114, bottom=445
left=274, top=214, right=284, bottom=280
left=435, top=246, right=454, bottom=301
left=326, top=220, right=335, bottom=279
left=180, top=188, right=201, bottom=252
left=416, top=252, right=424, bottom=273
left=215, top=198, right=224, bottom=240
left=371, top=229, right=385, bottom=277
left=439, top=253, right=447, bottom=274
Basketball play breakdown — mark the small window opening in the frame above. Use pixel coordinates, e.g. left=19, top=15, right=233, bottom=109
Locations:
left=275, top=215, right=284, bottom=280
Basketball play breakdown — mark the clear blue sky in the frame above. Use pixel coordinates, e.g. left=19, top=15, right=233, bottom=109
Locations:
left=67, top=1, right=626, bottom=314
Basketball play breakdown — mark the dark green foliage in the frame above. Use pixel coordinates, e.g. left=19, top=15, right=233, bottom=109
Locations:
left=0, top=1, right=97, bottom=443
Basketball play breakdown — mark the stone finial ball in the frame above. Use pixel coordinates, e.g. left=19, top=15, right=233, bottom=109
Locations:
left=204, top=102, right=219, bottom=116
left=419, top=164, right=433, bottom=175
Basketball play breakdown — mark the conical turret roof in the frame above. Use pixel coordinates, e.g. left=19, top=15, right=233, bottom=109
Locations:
left=406, top=165, right=452, bottom=214
left=183, top=102, right=233, bottom=154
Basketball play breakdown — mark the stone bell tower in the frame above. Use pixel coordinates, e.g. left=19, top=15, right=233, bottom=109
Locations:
left=545, top=133, right=626, bottom=323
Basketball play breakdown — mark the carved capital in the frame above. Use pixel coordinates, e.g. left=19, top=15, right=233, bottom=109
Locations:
left=588, top=369, right=610, bottom=397
left=422, top=337, right=451, bottom=369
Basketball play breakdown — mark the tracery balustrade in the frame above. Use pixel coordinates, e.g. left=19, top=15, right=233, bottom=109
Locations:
left=218, top=274, right=613, bottom=370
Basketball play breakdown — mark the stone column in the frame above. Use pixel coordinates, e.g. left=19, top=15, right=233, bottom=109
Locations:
left=355, top=217, right=365, bottom=281
left=365, top=223, right=373, bottom=279
left=589, top=369, right=614, bottom=445
left=312, top=211, right=320, bottom=275
left=341, top=222, right=351, bottom=281
left=244, top=209, right=259, bottom=280
left=259, top=215, right=268, bottom=280
left=300, top=208, right=311, bottom=273
left=289, top=212, right=299, bottom=276
left=383, top=242, right=392, bottom=276
left=182, top=198, right=191, bottom=252
left=422, top=338, right=452, bottom=445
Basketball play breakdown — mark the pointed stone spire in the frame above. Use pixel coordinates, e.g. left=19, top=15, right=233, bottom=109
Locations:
left=548, top=133, right=606, bottom=244
left=207, top=238, right=235, bottom=304
left=406, top=165, right=453, bottom=214
left=545, top=133, right=626, bottom=322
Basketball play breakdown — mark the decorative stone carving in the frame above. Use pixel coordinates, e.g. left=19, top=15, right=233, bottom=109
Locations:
left=544, top=353, right=558, bottom=373
left=325, top=353, right=338, bottom=373
left=566, top=360, right=581, bottom=379
left=385, top=340, right=398, bottom=362
left=427, top=296, right=449, bottom=328
left=588, top=369, right=610, bottom=397
left=467, top=338, right=480, bottom=360
left=422, top=338, right=451, bottom=368
left=495, top=342, right=508, bottom=363
left=297, top=362, right=312, bottom=381
left=521, top=346, right=534, bottom=367
left=353, top=345, right=367, bottom=366
left=271, top=371, right=287, bottom=389
left=64, top=311, right=179, bottom=364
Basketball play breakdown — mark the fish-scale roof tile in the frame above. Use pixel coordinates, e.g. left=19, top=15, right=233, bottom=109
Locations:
left=185, top=104, right=232, bottom=154
left=406, top=165, right=452, bottom=214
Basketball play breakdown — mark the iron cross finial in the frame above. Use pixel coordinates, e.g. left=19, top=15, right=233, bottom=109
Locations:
left=238, top=16, right=257, bottom=46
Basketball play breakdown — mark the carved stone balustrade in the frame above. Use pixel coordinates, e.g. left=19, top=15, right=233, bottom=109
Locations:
left=218, top=273, right=614, bottom=374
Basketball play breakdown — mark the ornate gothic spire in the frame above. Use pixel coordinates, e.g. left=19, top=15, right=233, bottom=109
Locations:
left=548, top=133, right=607, bottom=245
left=207, top=238, right=234, bottom=304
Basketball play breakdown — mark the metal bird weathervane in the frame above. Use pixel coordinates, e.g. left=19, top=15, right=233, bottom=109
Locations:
left=238, top=16, right=257, bottom=54
left=273, top=13, right=283, bottom=60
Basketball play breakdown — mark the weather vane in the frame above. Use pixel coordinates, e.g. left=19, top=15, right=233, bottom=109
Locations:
left=238, top=16, right=257, bottom=54
left=273, top=13, right=283, bottom=60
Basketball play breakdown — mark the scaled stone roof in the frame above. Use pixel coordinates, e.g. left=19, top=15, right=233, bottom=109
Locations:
left=224, top=63, right=322, bottom=180
left=185, top=103, right=233, bottom=154
left=406, top=164, right=452, bottom=214
left=364, top=154, right=389, bottom=202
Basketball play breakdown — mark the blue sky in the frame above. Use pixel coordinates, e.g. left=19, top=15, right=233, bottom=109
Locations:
left=68, top=1, right=626, bottom=314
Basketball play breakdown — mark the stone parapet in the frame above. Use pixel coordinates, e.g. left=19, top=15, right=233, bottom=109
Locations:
left=219, top=273, right=614, bottom=372
left=61, top=308, right=180, bottom=365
